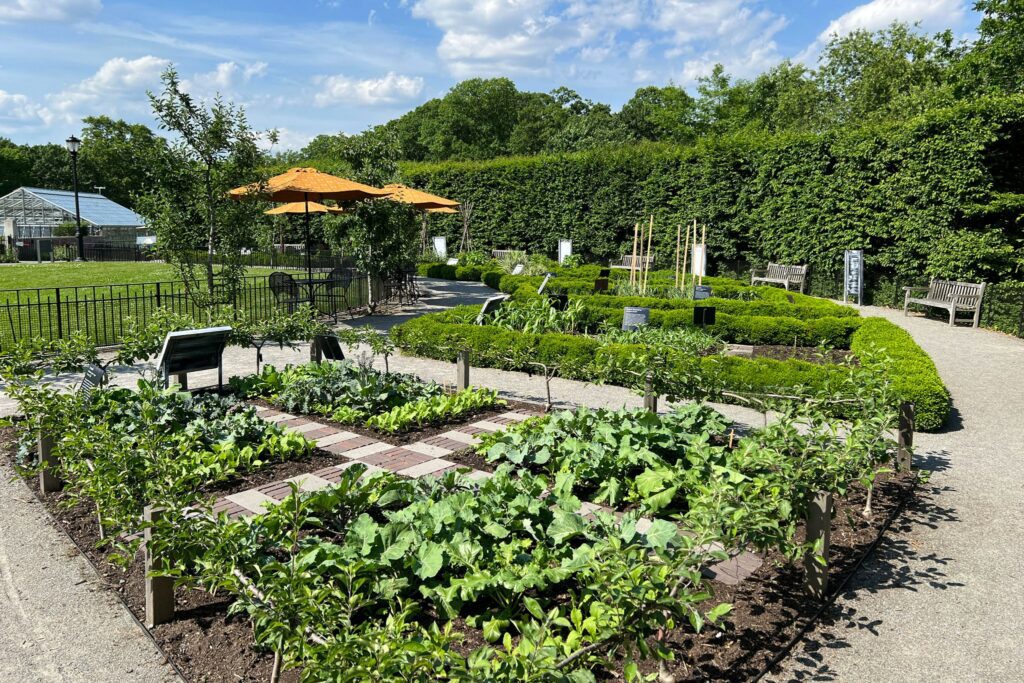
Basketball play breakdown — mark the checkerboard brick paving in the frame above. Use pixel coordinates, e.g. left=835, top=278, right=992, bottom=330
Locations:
left=210, top=402, right=763, bottom=587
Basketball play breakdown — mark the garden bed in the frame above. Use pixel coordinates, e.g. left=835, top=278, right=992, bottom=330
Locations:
left=4, top=423, right=916, bottom=683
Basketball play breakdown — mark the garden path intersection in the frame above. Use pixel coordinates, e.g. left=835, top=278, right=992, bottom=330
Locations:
left=0, top=278, right=1021, bottom=681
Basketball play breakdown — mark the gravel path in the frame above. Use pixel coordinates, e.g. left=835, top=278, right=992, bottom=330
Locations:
left=0, top=460, right=180, bottom=682
left=771, top=306, right=1024, bottom=682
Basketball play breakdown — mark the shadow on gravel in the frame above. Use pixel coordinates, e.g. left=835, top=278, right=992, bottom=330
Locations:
left=935, top=404, right=965, bottom=434
left=348, top=278, right=493, bottom=333
left=782, top=485, right=964, bottom=681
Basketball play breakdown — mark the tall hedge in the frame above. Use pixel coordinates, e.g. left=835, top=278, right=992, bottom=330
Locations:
left=403, top=95, right=1024, bottom=307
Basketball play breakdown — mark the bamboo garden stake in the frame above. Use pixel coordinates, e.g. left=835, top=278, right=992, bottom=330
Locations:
left=681, top=219, right=691, bottom=293
left=630, top=222, right=640, bottom=285
left=674, top=223, right=682, bottom=289
left=643, top=215, right=654, bottom=295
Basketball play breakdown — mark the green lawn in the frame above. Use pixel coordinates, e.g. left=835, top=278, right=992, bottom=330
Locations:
left=0, top=261, right=306, bottom=291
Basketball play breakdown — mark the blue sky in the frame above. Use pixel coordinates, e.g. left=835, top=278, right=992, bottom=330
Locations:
left=0, top=0, right=980, bottom=148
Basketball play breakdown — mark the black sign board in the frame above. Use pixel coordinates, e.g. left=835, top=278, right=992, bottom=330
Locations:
left=79, top=364, right=107, bottom=400
left=693, top=306, right=716, bottom=327
left=548, top=293, right=569, bottom=311
left=598, top=268, right=611, bottom=279
left=476, top=294, right=510, bottom=324
left=314, top=334, right=346, bottom=361
left=593, top=278, right=609, bottom=292
left=156, top=326, right=232, bottom=390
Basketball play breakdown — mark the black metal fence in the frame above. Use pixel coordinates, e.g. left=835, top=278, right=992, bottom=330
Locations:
left=10, top=237, right=350, bottom=271
left=0, top=272, right=378, bottom=348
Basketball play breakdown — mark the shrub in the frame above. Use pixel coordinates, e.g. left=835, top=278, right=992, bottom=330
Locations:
left=391, top=312, right=950, bottom=430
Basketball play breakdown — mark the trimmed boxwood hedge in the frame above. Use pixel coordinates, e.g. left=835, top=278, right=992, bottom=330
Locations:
left=392, top=306, right=950, bottom=430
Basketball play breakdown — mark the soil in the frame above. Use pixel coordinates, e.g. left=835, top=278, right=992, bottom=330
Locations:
left=4, top=424, right=916, bottom=683
left=751, top=345, right=857, bottom=365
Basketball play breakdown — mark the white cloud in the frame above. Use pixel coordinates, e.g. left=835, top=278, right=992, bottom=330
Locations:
left=257, top=127, right=312, bottom=152
left=183, top=61, right=268, bottom=94
left=0, top=89, right=49, bottom=127
left=313, top=71, right=424, bottom=106
left=47, top=55, right=169, bottom=122
left=0, top=0, right=100, bottom=22
left=407, top=0, right=787, bottom=84
left=798, top=0, right=968, bottom=64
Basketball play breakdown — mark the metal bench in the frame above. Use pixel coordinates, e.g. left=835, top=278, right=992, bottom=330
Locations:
left=904, top=279, right=986, bottom=327
left=751, top=263, right=808, bottom=293
left=610, top=255, right=655, bottom=270
left=491, top=249, right=523, bottom=260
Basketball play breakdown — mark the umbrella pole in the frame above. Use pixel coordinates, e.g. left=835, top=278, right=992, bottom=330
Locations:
left=305, top=193, right=313, bottom=306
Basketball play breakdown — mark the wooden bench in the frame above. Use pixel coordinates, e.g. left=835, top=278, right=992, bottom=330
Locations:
left=610, top=254, right=655, bottom=270
left=751, top=263, right=808, bottom=293
left=904, top=279, right=986, bottom=327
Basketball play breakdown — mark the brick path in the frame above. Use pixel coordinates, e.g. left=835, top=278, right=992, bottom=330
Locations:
left=214, top=402, right=763, bottom=586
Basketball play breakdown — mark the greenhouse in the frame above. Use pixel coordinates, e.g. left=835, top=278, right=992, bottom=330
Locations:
left=0, top=186, right=145, bottom=240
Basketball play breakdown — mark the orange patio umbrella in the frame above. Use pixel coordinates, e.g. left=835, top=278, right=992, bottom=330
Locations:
left=230, top=167, right=389, bottom=288
left=382, top=183, right=460, bottom=253
left=382, top=183, right=460, bottom=210
left=263, top=201, right=345, bottom=215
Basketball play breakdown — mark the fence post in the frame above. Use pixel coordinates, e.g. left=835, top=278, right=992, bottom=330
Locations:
left=804, top=490, right=833, bottom=600
left=456, top=349, right=470, bottom=390
left=643, top=371, right=657, bottom=413
left=38, top=429, right=62, bottom=493
left=896, top=402, right=915, bottom=472
left=155, top=282, right=162, bottom=309
left=54, top=288, right=63, bottom=340
left=144, top=505, right=175, bottom=627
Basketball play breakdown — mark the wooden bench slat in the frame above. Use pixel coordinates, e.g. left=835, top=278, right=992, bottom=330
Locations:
left=904, top=278, right=986, bottom=327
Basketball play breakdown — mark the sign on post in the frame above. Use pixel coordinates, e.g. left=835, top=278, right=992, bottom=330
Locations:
left=476, top=294, right=510, bottom=324
left=691, top=244, right=707, bottom=277
left=558, top=239, right=572, bottom=264
left=432, top=236, right=448, bottom=259
left=155, top=326, right=232, bottom=390
left=844, top=249, right=863, bottom=306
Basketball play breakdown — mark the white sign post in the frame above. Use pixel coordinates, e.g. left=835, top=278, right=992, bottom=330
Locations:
left=844, top=249, right=863, bottom=306
left=558, top=239, right=572, bottom=264
left=691, top=244, right=707, bottom=277
left=432, top=236, right=448, bottom=259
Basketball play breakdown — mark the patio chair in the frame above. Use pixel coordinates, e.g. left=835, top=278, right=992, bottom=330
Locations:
left=269, top=271, right=302, bottom=313
left=326, top=267, right=356, bottom=320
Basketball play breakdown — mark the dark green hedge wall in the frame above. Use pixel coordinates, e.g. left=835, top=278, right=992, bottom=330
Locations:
left=404, top=96, right=1024, bottom=311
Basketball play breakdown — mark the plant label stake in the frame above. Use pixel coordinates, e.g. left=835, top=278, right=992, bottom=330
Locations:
left=144, top=505, right=175, bottom=627
left=804, top=490, right=832, bottom=600
left=38, top=430, right=61, bottom=493
left=897, top=402, right=915, bottom=472
left=456, top=349, right=470, bottom=391
left=643, top=371, right=657, bottom=413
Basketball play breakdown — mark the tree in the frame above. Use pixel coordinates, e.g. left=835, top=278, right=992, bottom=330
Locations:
left=745, top=61, right=826, bottom=133
left=138, top=67, right=268, bottom=306
left=619, top=85, right=698, bottom=143
left=957, top=0, right=1024, bottom=95
left=0, top=139, right=31, bottom=196
left=421, top=78, right=521, bottom=160
left=816, top=23, right=961, bottom=124
left=79, top=116, right=171, bottom=207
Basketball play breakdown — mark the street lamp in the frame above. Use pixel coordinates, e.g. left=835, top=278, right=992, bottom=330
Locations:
left=65, top=135, right=85, bottom=261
